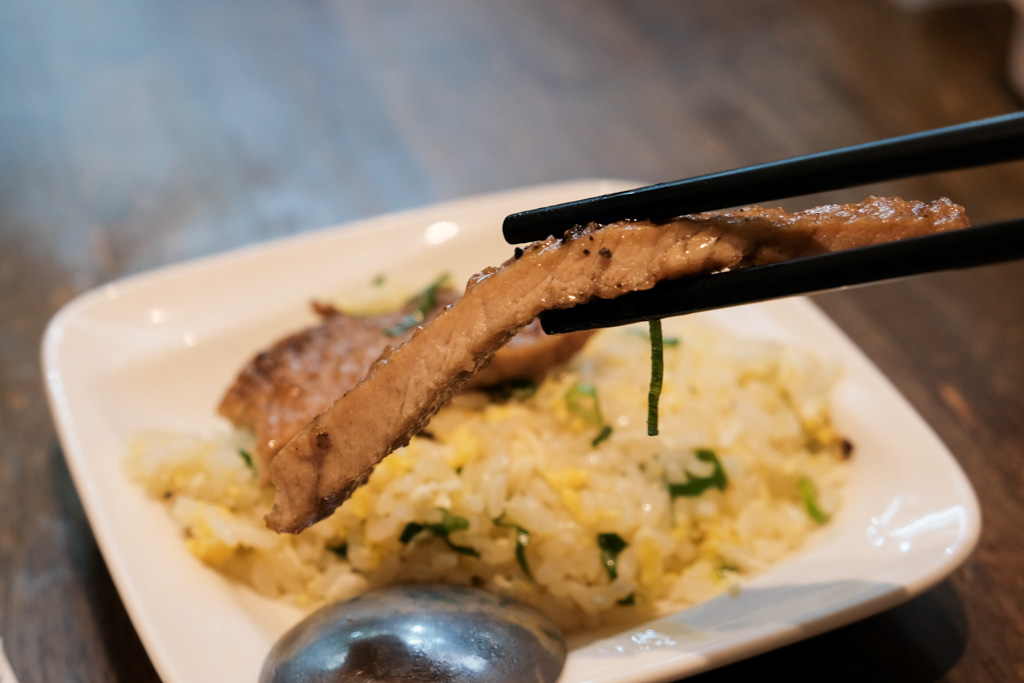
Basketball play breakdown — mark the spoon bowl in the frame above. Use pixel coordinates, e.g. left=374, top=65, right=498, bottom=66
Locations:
left=260, top=584, right=567, bottom=683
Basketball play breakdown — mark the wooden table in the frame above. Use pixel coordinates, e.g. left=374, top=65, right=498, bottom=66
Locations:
left=2, top=1, right=1023, bottom=681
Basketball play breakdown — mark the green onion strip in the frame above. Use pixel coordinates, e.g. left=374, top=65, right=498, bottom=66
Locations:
left=238, top=448, right=257, bottom=476
left=647, top=319, right=665, bottom=436
left=597, top=532, right=628, bottom=580
left=565, top=382, right=614, bottom=447
left=495, top=513, right=534, bottom=581
left=399, top=507, right=481, bottom=557
left=797, top=476, right=831, bottom=524
left=667, top=449, right=728, bottom=499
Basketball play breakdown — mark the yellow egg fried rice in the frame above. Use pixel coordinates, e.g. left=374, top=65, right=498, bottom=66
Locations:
left=125, top=321, right=850, bottom=631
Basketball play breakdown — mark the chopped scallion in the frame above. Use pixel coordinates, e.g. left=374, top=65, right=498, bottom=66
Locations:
left=628, top=328, right=680, bottom=346
left=797, top=476, right=830, bottom=524
left=399, top=522, right=426, bottom=544
left=494, top=513, right=533, bottom=580
left=565, top=382, right=614, bottom=447
left=716, top=563, right=739, bottom=579
left=399, top=507, right=480, bottom=557
left=591, top=424, right=613, bottom=448
left=482, top=378, right=537, bottom=402
left=565, top=382, right=602, bottom=424
left=238, top=448, right=256, bottom=475
left=597, top=532, right=628, bottom=580
left=667, top=449, right=728, bottom=498
left=647, top=319, right=664, bottom=436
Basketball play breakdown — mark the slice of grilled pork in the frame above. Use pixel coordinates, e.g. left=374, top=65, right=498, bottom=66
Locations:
left=265, top=196, right=968, bottom=533
left=219, top=291, right=592, bottom=478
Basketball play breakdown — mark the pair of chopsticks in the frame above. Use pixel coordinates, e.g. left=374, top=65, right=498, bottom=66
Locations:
left=502, top=112, right=1024, bottom=334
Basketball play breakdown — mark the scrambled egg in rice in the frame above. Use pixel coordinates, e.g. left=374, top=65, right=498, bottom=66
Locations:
left=125, top=320, right=849, bottom=631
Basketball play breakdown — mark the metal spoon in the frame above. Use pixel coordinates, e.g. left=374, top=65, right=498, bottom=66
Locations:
left=260, top=584, right=568, bottom=683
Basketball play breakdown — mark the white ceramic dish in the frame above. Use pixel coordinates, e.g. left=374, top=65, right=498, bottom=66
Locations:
left=42, top=180, right=980, bottom=683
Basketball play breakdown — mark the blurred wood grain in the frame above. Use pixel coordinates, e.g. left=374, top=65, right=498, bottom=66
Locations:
left=1, top=1, right=1022, bottom=681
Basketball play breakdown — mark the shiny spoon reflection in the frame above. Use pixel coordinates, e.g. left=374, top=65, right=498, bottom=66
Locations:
left=260, top=584, right=568, bottom=683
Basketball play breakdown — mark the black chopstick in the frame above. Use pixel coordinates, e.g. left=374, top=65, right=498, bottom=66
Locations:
left=503, top=111, right=1024, bottom=244
left=537, top=217, right=1024, bottom=334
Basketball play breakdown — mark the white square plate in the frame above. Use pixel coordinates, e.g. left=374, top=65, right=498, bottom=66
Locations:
left=42, top=180, right=980, bottom=683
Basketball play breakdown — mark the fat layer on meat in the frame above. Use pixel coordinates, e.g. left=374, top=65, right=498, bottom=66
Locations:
left=265, top=196, right=969, bottom=532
